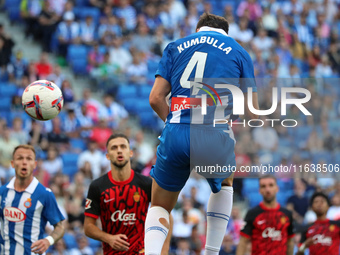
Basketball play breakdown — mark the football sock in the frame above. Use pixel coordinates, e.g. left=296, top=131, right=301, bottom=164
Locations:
left=205, top=186, right=233, bottom=255
left=145, top=206, right=170, bottom=255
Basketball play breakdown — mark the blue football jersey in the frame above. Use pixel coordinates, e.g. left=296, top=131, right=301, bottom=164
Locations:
left=156, top=28, right=257, bottom=124
left=0, top=177, right=65, bottom=255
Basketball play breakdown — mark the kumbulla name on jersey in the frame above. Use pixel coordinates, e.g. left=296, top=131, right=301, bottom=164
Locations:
left=177, top=36, right=232, bottom=54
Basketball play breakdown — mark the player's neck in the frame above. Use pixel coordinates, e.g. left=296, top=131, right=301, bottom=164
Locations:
left=262, top=200, right=278, bottom=209
left=111, top=166, right=132, bottom=182
left=14, top=175, right=33, bottom=192
left=316, top=214, right=327, bottom=221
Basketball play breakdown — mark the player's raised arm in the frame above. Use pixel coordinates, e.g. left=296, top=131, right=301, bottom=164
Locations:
left=149, top=76, right=171, bottom=122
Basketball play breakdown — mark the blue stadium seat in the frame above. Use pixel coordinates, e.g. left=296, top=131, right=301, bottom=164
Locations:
left=67, top=45, right=88, bottom=62
left=8, top=6, right=21, bottom=22
left=70, top=138, right=87, bottom=151
left=61, top=153, right=79, bottom=166
left=136, top=99, right=153, bottom=113
left=0, top=97, right=11, bottom=111
left=73, top=7, right=101, bottom=24
left=248, top=193, right=262, bottom=208
left=311, top=151, right=332, bottom=164
left=63, top=233, right=78, bottom=249
left=62, top=165, right=79, bottom=178
left=139, top=86, right=152, bottom=98
left=117, top=86, right=138, bottom=101
left=242, top=178, right=259, bottom=197
left=71, top=58, right=88, bottom=75
left=87, top=237, right=101, bottom=252
left=122, top=98, right=138, bottom=114
left=4, top=0, right=21, bottom=9
left=0, top=84, right=18, bottom=97
left=139, top=112, right=158, bottom=129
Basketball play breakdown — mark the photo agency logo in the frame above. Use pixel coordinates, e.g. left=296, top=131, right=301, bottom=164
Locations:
left=192, top=81, right=312, bottom=127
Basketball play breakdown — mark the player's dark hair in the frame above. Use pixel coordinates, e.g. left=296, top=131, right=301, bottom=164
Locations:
left=106, top=134, right=130, bottom=148
left=259, top=174, right=277, bottom=184
left=13, top=145, right=36, bottom=158
left=310, top=192, right=331, bottom=207
left=196, top=13, right=229, bottom=34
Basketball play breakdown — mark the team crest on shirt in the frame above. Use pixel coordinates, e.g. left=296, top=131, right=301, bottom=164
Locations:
left=329, top=225, right=335, bottom=232
left=85, top=199, right=92, bottom=210
left=24, top=198, right=32, bottom=208
left=133, top=192, right=140, bottom=203
left=280, top=216, right=287, bottom=224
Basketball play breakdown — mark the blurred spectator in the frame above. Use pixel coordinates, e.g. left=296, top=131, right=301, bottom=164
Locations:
left=87, top=43, right=104, bottom=73
left=33, top=158, right=51, bottom=187
left=143, top=3, right=162, bottom=33
left=219, top=234, right=236, bottom=255
left=10, top=117, right=30, bottom=144
left=252, top=28, right=273, bottom=52
left=98, top=15, right=122, bottom=45
left=47, top=116, right=70, bottom=149
left=0, top=126, right=20, bottom=169
left=42, top=146, right=63, bottom=176
left=327, top=194, right=340, bottom=220
left=126, top=52, right=148, bottom=85
left=79, top=88, right=102, bottom=123
left=80, top=16, right=96, bottom=46
left=0, top=24, right=15, bottom=61
left=234, top=18, right=253, bottom=44
left=315, top=55, right=333, bottom=77
left=64, top=107, right=81, bottom=138
left=89, top=0, right=106, bottom=10
left=130, top=24, right=156, bottom=54
left=76, top=235, right=94, bottom=255
left=98, top=94, right=128, bottom=130
left=115, top=0, right=137, bottom=31
left=89, top=118, right=112, bottom=151
left=0, top=38, right=10, bottom=71
left=77, top=139, right=105, bottom=180
left=252, top=120, right=279, bottom=151
left=237, top=0, right=262, bottom=22
left=20, top=0, right=43, bottom=39
left=75, top=103, right=94, bottom=138
left=47, top=0, right=66, bottom=17
left=169, top=0, right=187, bottom=26
left=8, top=50, right=28, bottom=82
left=48, top=65, right=65, bottom=88
left=134, top=130, right=154, bottom=165
left=287, top=179, right=309, bottom=225
left=25, top=61, right=40, bottom=83
left=173, top=210, right=194, bottom=239
left=38, top=1, right=60, bottom=52
left=61, top=79, right=75, bottom=104
left=109, top=36, right=132, bottom=72
left=35, top=52, right=53, bottom=79
left=57, top=11, right=80, bottom=57
left=175, top=238, right=192, bottom=255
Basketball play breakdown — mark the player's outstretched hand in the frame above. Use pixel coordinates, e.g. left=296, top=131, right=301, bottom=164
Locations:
left=108, top=234, right=130, bottom=251
left=31, top=238, right=50, bottom=254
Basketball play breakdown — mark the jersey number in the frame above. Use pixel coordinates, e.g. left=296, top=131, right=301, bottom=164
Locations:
left=180, top=51, right=207, bottom=89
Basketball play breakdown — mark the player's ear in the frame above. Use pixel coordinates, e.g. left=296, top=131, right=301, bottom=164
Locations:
left=11, top=160, right=14, bottom=169
left=34, top=160, right=37, bottom=169
left=105, top=153, right=109, bottom=160
left=129, top=148, right=133, bottom=158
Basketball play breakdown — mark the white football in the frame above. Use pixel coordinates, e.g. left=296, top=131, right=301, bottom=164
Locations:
left=22, top=80, right=64, bottom=121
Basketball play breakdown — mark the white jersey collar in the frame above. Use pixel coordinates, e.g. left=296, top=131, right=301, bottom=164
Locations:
left=198, top=26, right=228, bottom=36
left=7, top=177, right=39, bottom=194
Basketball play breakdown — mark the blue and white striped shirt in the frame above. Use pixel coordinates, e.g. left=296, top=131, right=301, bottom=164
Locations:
left=0, top=177, right=65, bottom=255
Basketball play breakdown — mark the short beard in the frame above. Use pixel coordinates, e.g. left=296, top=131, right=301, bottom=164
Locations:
left=112, top=159, right=129, bottom=169
left=263, top=195, right=275, bottom=204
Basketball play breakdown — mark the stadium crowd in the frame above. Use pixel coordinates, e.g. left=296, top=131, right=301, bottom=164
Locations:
left=0, top=0, right=340, bottom=254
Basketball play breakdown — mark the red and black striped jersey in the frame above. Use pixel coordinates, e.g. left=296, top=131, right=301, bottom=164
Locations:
left=240, top=202, right=294, bottom=255
left=85, top=170, right=152, bottom=255
left=300, top=219, right=340, bottom=255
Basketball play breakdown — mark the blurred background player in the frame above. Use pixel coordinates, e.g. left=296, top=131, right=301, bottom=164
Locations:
left=297, top=192, right=340, bottom=255
left=236, top=175, right=294, bottom=255
left=145, top=13, right=259, bottom=255
left=0, top=145, right=65, bottom=254
left=84, top=134, right=171, bottom=254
